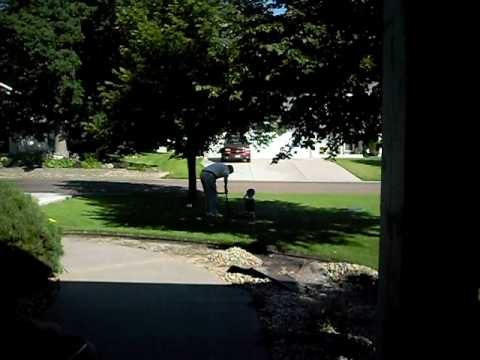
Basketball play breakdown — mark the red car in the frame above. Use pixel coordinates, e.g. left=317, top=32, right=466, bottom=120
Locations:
left=221, top=136, right=251, bottom=162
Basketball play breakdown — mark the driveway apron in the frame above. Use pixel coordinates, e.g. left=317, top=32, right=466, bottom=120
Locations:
left=44, top=237, right=268, bottom=360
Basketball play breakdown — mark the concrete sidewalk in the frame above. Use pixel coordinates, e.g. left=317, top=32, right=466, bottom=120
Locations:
left=209, top=158, right=361, bottom=182
left=2, top=158, right=361, bottom=182
left=58, top=237, right=225, bottom=284
left=0, top=167, right=168, bottom=181
left=44, top=237, right=268, bottom=360
left=29, top=192, right=71, bottom=206
left=291, top=159, right=360, bottom=182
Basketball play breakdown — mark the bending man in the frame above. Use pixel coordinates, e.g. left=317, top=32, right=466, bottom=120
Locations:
left=200, top=163, right=234, bottom=217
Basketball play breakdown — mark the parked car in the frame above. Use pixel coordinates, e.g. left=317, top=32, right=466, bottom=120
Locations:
left=220, top=136, right=251, bottom=162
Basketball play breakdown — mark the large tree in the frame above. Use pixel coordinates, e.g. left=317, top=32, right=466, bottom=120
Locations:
left=90, top=0, right=248, bottom=202
left=65, top=0, right=123, bottom=155
left=89, top=0, right=381, bottom=201
left=0, top=0, right=92, bottom=151
left=235, top=0, right=382, bottom=158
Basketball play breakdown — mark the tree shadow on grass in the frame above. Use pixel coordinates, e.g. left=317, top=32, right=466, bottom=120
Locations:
left=349, top=158, right=381, bottom=167
left=59, top=181, right=379, bottom=257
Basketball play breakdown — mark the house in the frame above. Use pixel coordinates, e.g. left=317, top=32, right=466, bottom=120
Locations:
left=1, top=81, right=65, bottom=157
left=7, top=134, right=55, bottom=155
left=207, top=130, right=375, bottom=160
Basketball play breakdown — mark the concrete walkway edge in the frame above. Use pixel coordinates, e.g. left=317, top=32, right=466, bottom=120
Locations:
left=29, top=192, right=71, bottom=206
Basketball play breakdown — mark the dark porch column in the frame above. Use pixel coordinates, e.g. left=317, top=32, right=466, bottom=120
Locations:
left=377, top=1, right=477, bottom=359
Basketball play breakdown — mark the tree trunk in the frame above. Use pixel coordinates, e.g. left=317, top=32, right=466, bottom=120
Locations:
left=186, top=152, right=197, bottom=205
left=54, top=131, right=69, bottom=158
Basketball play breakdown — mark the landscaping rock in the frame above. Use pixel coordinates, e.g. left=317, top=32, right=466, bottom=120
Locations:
left=248, top=260, right=378, bottom=360
left=302, top=261, right=378, bottom=284
left=224, top=272, right=270, bottom=285
left=293, top=261, right=331, bottom=285
left=207, top=246, right=263, bottom=268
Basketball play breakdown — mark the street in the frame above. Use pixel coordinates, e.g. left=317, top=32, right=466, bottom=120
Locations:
left=9, top=178, right=380, bottom=194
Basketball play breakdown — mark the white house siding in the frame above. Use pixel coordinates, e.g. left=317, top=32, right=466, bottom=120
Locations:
left=8, top=133, right=55, bottom=155
left=206, top=130, right=364, bottom=160
left=248, top=131, right=324, bottom=159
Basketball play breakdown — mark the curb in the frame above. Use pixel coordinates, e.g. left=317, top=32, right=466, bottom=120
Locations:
left=62, top=230, right=336, bottom=263
left=62, top=230, right=228, bottom=248
left=29, top=193, right=72, bottom=206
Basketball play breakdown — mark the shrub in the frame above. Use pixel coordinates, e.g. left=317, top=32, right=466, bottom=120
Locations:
left=0, top=184, right=63, bottom=273
left=9, top=152, right=44, bottom=168
left=43, top=157, right=78, bottom=168
left=126, top=163, right=155, bottom=171
left=0, top=155, right=13, bottom=167
left=80, top=153, right=103, bottom=168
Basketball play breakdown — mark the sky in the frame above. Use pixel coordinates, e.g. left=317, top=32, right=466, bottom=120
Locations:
left=265, top=0, right=287, bottom=16
left=273, top=7, right=287, bottom=16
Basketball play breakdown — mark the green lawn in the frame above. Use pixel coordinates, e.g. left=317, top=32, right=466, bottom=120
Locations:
left=122, top=152, right=203, bottom=178
left=43, top=192, right=380, bottom=269
left=334, top=157, right=382, bottom=181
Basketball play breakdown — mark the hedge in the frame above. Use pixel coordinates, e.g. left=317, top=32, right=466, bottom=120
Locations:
left=0, top=183, right=63, bottom=273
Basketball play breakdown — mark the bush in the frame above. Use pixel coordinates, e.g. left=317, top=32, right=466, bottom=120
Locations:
left=126, top=162, right=155, bottom=171
left=80, top=153, right=103, bottom=169
left=43, top=157, right=78, bottom=168
left=9, top=152, right=44, bottom=168
left=0, top=184, right=63, bottom=273
left=0, top=155, right=13, bottom=167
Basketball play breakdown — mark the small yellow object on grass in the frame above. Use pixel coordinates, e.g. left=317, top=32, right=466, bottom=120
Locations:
left=48, top=218, right=57, bottom=223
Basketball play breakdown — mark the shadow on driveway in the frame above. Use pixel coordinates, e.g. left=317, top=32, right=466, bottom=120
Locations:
left=2, top=238, right=267, bottom=360
left=42, top=281, right=268, bottom=360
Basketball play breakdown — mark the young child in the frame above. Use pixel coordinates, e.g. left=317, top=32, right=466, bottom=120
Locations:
left=243, top=188, right=256, bottom=222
